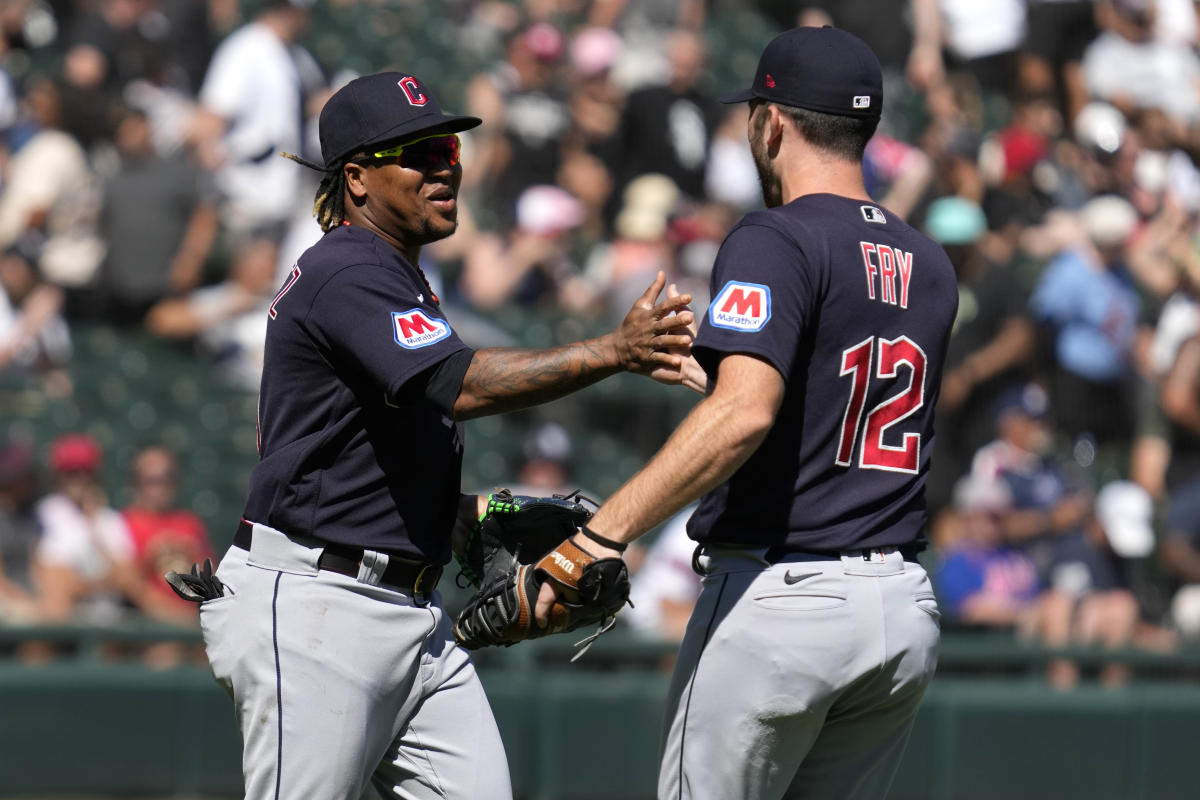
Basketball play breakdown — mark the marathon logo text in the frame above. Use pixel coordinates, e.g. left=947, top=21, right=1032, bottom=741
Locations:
left=710, top=281, right=771, bottom=332
left=392, top=309, right=451, bottom=349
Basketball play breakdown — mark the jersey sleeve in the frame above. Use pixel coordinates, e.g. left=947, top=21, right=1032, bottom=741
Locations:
left=693, top=222, right=816, bottom=382
left=307, top=265, right=472, bottom=402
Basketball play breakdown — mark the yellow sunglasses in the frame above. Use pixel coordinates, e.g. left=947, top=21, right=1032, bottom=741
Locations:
left=370, top=133, right=461, bottom=169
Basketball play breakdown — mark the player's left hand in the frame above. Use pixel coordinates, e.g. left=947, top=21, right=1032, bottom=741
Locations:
left=533, top=529, right=626, bottom=625
left=613, top=271, right=694, bottom=379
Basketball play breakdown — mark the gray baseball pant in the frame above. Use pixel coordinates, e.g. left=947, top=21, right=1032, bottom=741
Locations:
left=658, top=545, right=940, bottom=800
left=200, top=522, right=512, bottom=800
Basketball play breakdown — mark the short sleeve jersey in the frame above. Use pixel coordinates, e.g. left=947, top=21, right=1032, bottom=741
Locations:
left=687, top=195, right=958, bottom=552
left=243, top=225, right=472, bottom=562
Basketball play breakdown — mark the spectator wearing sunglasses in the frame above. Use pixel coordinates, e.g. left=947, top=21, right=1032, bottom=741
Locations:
left=201, top=72, right=697, bottom=799
left=120, top=445, right=213, bottom=615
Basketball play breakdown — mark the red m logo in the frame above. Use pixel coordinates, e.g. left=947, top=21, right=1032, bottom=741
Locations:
left=398, top=77, right=428, bottom=107
left=720, top=287, right=762, bottom=318
left=397, top=313, right=437, bottom=338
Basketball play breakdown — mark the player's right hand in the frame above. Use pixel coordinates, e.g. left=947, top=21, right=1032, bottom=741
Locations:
left=614, top=271, right=694, bottom=379
left=648, top=283, right=707, bottom=393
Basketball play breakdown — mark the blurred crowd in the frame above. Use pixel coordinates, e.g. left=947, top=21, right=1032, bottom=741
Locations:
left=0, top=0, right=1200, bottom=683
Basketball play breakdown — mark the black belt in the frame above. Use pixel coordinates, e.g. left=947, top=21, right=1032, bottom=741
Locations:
left=763, top=543, right=924, bottom=564
left=692, top=542, right=923, bottom=573
left=233, top=520, right=442, bottom=598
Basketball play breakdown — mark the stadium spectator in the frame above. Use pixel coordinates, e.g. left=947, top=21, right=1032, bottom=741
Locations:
left=458, top=184, right=586, bottom=310
left=58, top=0, right=172, bottom=149
left=32, top=433, right=139, bottom=624
left=142, top=244, right=274, bottom=391
left=32, top=433, right=191, bottom=627
left=97, top=104, right=218, bottom=326
left=934, top=475, right=1050, bottom=631
left=564, top=24, right=624, bottom=163
left=0, top=76, right=105, bottom=299
left=186, top=0, right=324, bottom=301
left=1157, top=320, right=1200, bottom=496
left=0, top=245, right=71, bottom=384
left=704, top=104, right=760, bottom=211
left=120, top=445, right=213, bottom=616
left=1083, top=0, right=1200, bottom=132
left=936, top=0, right=1026, bottom=98
left=965, top=386, right=1151, bottom=685
left=1157, top=324, right=1200, bottom=640
left=965, top=385, right=1091, bottom=579
left=1020, top=0, right=1098, bottom=124
left=465, top=20, right=571, bottom=229
left=612, top=28, right=716, bottom=205
left=1161, top=474, right=1200, bottom=640
left=579, top=173, right=681, bottom=324
left=503, top=420, right=595, bottom=502
left=1030, top=194, right=1142, bottom=451
left=0, top=440, right=41, bottom=621
left=926, top=196, right=1035, bottom=513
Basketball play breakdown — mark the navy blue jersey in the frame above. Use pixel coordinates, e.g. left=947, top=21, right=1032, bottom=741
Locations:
left=687, top=194, right=957, bottom=551
left=244, top=225, right=472, bottom=562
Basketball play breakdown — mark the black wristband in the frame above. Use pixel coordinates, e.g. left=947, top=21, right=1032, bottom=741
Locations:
left=580, top=525, right=628, bottom=552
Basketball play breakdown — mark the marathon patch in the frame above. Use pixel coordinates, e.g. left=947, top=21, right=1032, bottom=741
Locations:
left=392, top=309, right=451, bottom=349
left=710, top=281, right=771, bottom=332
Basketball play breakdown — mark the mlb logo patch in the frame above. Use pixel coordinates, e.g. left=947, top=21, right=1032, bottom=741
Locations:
left=710, top=281, right=771, bottom=332
left=861, top=205, right=886, bottom=224
left=853, top=95, right=871, bottom=109
left=392, top=309, right=450, bottom=349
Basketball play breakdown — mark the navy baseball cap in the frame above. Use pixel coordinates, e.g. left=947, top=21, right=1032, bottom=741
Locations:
left=319, top=72, right=482, bottom=167
left=720, top=26, right=882, bottom=119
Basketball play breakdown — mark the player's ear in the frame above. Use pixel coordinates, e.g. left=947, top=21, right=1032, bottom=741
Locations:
left=765, top=104, right=786, bottom=151
left=344, top=161, right=369, bottom=201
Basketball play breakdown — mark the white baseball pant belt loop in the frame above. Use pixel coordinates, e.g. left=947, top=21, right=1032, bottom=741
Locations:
left=357, top=548, right=390, bottom=586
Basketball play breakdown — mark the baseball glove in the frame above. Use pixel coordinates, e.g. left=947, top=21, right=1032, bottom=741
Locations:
left=453, top=489, right=630, bottom=658
left=454, top=488, right=597, bottom=588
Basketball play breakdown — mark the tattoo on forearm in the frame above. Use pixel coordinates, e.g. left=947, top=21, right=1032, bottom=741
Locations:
left=455, top=340, right=618, bottom=418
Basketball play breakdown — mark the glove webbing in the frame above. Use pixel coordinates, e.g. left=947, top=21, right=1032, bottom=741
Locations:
left=454, top=491, right=522, bottom=588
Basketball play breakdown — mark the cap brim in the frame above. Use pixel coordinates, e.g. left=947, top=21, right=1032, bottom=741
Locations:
left=328, top=113, right=483, bottom=166
left=719, top=87, right=756, bottom=104
left=368, top=113, right=483, bottom=146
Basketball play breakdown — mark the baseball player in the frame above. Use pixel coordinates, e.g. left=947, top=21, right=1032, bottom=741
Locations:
left=193, top=72, right=693, bottom=799
left=546, top=27, right=958, bottom=799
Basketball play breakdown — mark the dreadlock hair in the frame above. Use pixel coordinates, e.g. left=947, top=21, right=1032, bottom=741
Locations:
left=281, top=151, right=349, bottom=232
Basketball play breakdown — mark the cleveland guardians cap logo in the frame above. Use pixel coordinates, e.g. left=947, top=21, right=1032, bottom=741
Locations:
left=398, top=76, right=428, bottom=107
left=710, top=281, right=771, bottom=332
left=393, top=309, right=450, bottom=348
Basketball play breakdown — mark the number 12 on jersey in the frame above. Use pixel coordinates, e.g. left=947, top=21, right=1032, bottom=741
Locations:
left=836, top=335, right=927, bottom=474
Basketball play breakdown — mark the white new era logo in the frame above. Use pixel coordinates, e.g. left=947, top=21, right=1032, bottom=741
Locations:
left=853, top=95, right=871, bottom=109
